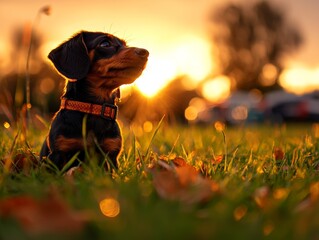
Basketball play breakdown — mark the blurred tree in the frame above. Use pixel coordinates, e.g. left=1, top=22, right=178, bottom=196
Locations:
left=210, top=1, right=302, bottom=92
left=0, top=25, right=64, bottom=123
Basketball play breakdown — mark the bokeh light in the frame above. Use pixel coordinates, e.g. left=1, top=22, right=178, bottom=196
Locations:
left=99, top=198, right=120, bottom=218
left=214, top=121, right=226, bottom=132
left=202, top=75, right=231, bottom=103
left=40, top=77, right=55, bottom=94
left=185, top=97, right=207, bottom=121
left=185, top=106, right=198, bottom=121
left=143, top=121, right=153, bottom=133
left=231, top=105, right=248, bottom=121
left=279, top=67, right=319, bottom=94
left=260, top=63, right=278, bottom=86
left=3, top=122, right=11, bottom=129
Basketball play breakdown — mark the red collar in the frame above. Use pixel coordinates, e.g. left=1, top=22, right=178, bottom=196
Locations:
left=60, top=98, right=117, bottom=120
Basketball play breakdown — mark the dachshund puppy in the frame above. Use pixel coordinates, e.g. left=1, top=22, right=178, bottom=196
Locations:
left=40, top=31, right=148, bottom=170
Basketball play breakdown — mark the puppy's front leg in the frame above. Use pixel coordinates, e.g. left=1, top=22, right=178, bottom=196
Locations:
left=48, top=136, right=84, bottom=170
left=101, top=137, right=122, bottom=168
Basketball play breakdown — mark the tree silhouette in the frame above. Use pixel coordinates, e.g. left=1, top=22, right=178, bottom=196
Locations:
left=210, top=1, right=302, bottom=92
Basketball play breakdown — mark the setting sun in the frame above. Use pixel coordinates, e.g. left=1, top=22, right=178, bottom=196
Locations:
left=134, top=56, right=176, bottom=97
left=134, top=36, right=213, bottom=98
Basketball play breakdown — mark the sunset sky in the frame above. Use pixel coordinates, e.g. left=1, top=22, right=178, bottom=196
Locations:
left=1, top=0, right=319, bottom=99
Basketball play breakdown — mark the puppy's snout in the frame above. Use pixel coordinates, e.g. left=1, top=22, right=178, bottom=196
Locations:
left=135, top=48, right=149, bottom=58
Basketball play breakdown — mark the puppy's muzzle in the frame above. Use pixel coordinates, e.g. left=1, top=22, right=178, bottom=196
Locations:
left=135, top=48, right=149, bottom=58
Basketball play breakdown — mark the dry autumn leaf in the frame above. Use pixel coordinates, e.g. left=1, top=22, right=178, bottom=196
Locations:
left=151, top=158, right=219, bottom=204
left=156, top=156, right=188, bottom=168
left=1, top=152, right=38, bottom=173
left=273, top=147, right=284, bottom=160
left=212, top=155, right=223, bottom=165
left=171, top=157, right=187, bottom=167
left=0, top=191, right=89, bottom=235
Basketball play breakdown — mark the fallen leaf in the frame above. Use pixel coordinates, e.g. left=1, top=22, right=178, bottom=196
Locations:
left=175, top=164, right=198, bottom=187
left=151, top=159, right=219, bottom=204
left=157, top=156, right=188, bottom=168
left=273, top=147, right=284, bottom=160
left=1, top=152, right=38, bottom=173
left=0, top=191, right=89, bottom=235
left=171, top=157, right=187, bottom=167
left=152, top=170, right=179, bottom=199
left=212, top=155, right=223, bottom=165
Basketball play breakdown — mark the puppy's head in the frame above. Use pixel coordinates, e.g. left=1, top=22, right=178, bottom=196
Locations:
left=48, top=31, right=148, bottom=90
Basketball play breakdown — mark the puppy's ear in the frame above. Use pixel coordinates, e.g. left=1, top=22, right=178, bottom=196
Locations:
left=48, top=32, right=90, bottom=80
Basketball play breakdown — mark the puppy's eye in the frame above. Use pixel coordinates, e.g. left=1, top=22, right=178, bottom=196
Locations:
left=100, top=41, right=111, bottom=48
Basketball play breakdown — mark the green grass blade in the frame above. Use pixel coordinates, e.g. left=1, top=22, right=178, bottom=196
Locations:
left=168, top=134, right=180, bottom=158
left=43, top=157, right=60, bottom=173
left=82, top=114, right=90, bottom=160
left=59, top=151, right=81, bottom=175
left=144, top=115, right=165, bottom=160
left=93, top=138, right=117, bottom=173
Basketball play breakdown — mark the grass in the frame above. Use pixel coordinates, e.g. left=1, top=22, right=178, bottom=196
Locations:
left=1, top=120, right=319, bottom=239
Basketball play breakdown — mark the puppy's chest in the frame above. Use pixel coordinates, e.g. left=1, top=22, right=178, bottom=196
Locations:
left=58, top=111, right=120, bottom=138
left=86, top=117, right=120, bottom=138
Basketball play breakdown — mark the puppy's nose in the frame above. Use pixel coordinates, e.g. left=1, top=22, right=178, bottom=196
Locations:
left=135, top=48, right=149, bottom=57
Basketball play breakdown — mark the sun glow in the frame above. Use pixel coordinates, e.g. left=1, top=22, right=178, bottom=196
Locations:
left=134, top=56, right=176, bottom=97
left=279, top=67, right=319, bottom=94
left=134, top=36, right=213, bottom=98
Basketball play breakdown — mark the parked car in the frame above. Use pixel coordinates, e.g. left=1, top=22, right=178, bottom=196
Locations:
left=265, top=90, right=319, bottom=122
left=196, top=91, right=264, bottom=125
left=195, top=90, right=319, bottom=125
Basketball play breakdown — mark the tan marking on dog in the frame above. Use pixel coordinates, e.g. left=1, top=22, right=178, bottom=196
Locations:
left=101, top=137, right=122, bottom=153
left=55, top=136, right=84, bottom=152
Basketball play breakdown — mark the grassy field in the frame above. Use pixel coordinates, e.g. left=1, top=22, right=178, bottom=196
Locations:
left=1, top=120, right=319, bottom=239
